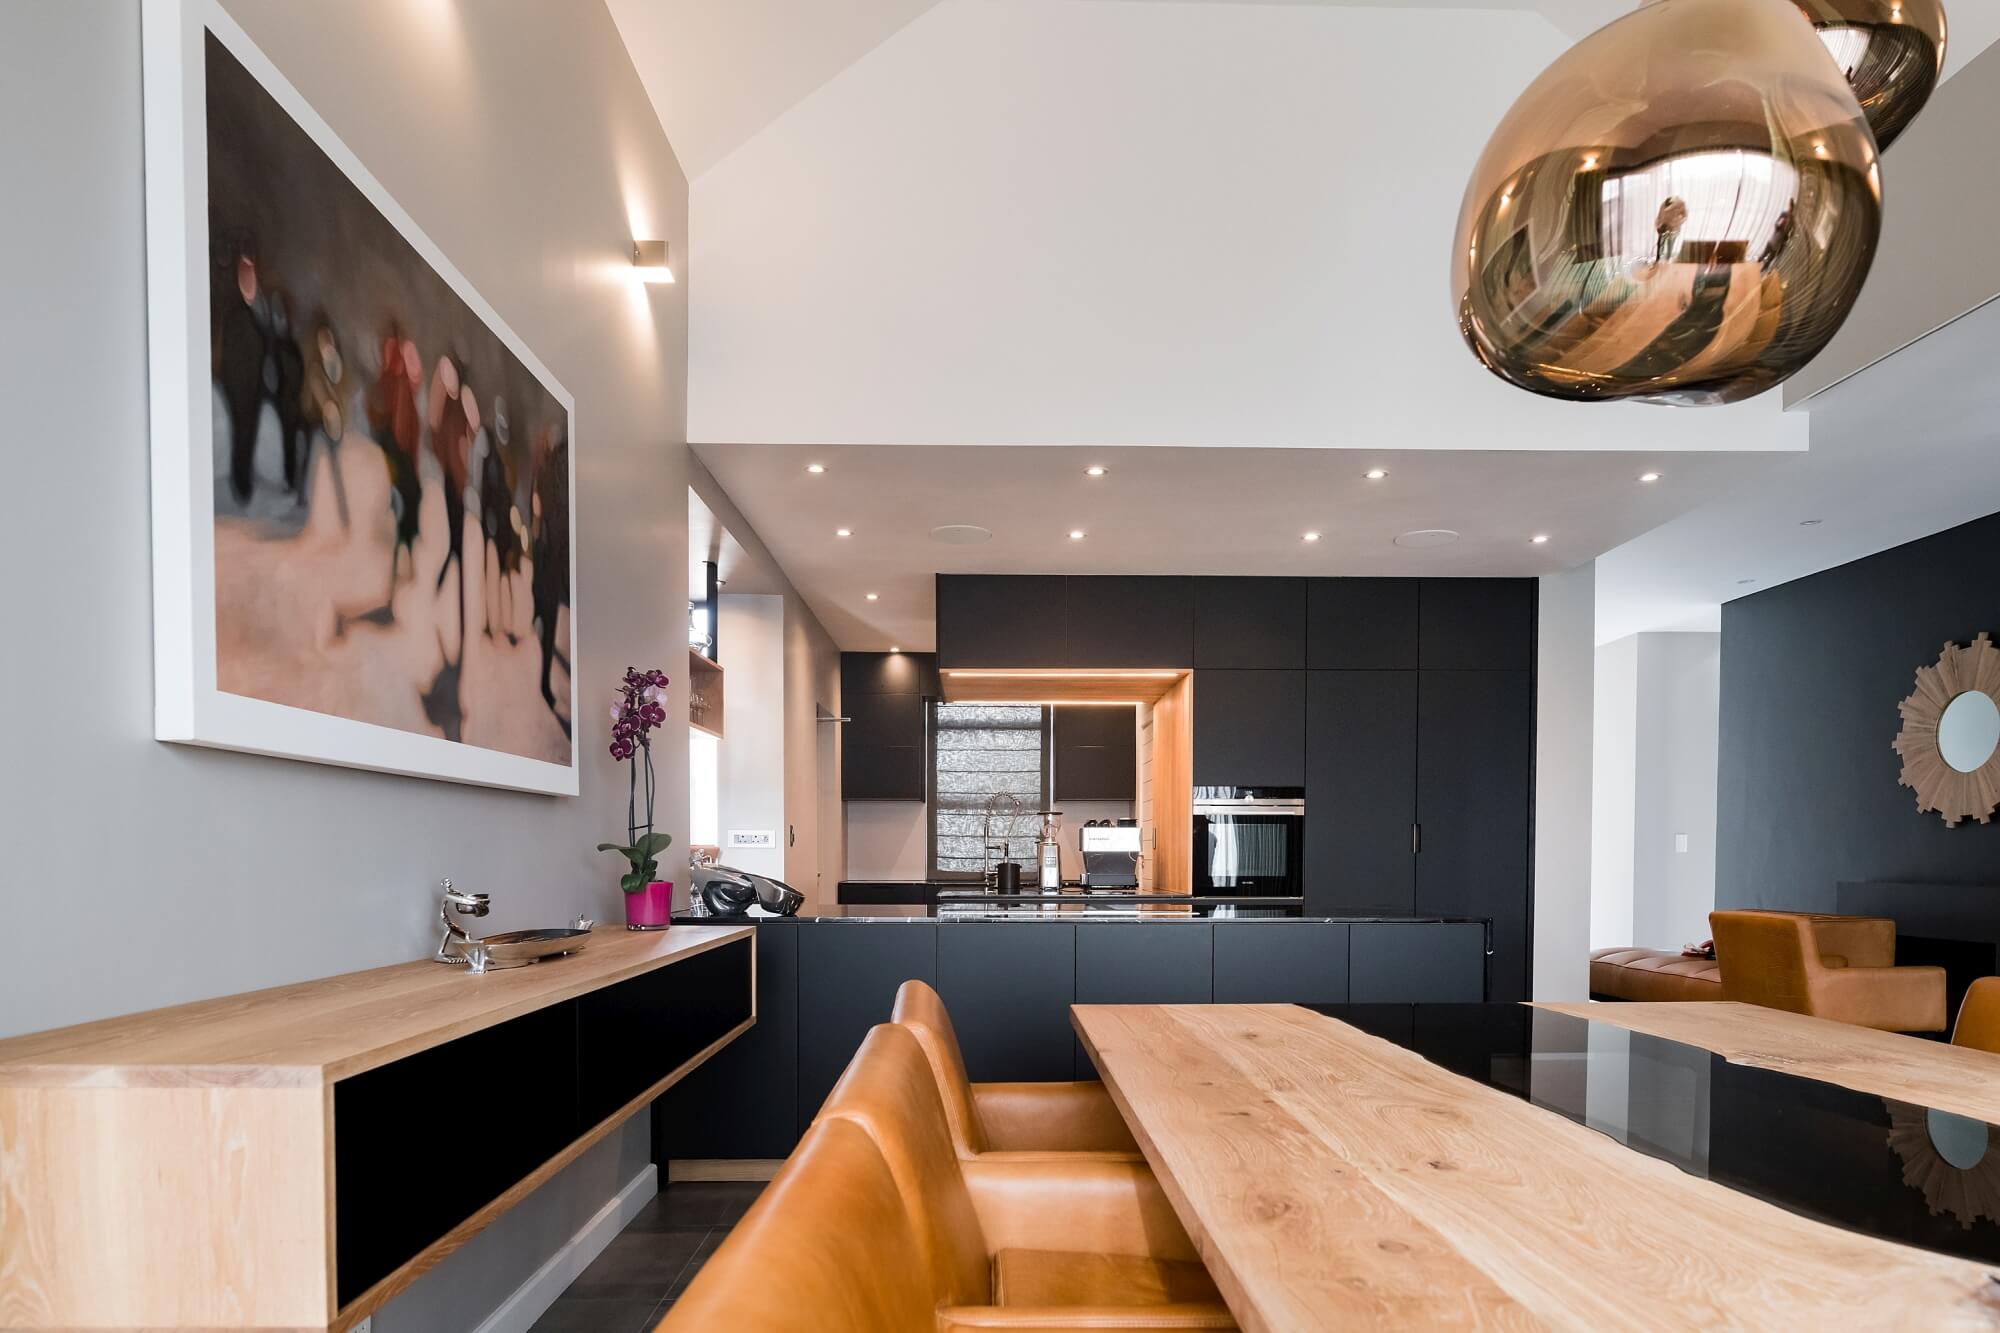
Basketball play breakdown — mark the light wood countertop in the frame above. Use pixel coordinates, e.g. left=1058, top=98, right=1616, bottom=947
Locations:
left=1075, top=1003, right=2000, bottom=1332
left=0, top=923, right=751, bottom=1087
left=1535, top=998, right=2000, bottom=1125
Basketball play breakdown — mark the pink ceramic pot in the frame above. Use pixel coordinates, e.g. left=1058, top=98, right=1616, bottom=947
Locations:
left=624, top=880, right=673, bottom=931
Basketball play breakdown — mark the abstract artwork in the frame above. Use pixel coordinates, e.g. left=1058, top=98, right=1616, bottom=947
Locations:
left=143, top=2, right=577, bottom=793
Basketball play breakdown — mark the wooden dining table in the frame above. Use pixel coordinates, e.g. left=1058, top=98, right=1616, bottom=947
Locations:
left=1072, top=1002, right=2000, bottom=1333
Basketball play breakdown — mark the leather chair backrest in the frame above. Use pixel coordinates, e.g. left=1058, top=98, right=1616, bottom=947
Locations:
left=1954, top=977, right=2000, bottom=1054
left=658, top=1119, right=934, bottom=1333
left=1710, top=910, right=1816, bottom=1014
left=892, top=978, right=988, bottom=1154
left=817, top=1022, right=993, bottom=1307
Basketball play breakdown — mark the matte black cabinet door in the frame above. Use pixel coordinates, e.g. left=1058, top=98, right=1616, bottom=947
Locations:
left=1064, top=577, right=1193, bottom=667
left=937, top=575, right=1067, bottom=667
left=1073, top=924, right=1211, bottom=1076
left=578, top=937, right=753, bottom=1130
left=1419, top=579, right=1536, bottom=671
left=1305, top=671, right=1416, bottom=915
left=657, top=926, right=800, bottom=1162
left=937, top=925, right=1076, bottom=1082
left=847, top=693, right=924, bottom=749
left=1347, top=923, right=1487, bottom=1002
left=1192, top=669, right=1305, bottom=788
left=841, top=651, right=939, bottom=699
left=796, top=924, right=938, bottom=1128
left=1212, top=922, right=1349, bottom=1004
left=1194, top=578, right=1306, bottom=668
left=1306, top=579, right=1419, bottom=669
left=1416, top=671, right=1532, bottom=1002
left=843, top=744, right=924, bottom=802
left=1054, top=705, right=1137, bottom=801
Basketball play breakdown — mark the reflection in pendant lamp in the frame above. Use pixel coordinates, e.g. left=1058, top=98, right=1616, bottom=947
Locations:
left=1649, top=0, right=1948, bottom=150
left=1454, top=0, right=1884, bottom=406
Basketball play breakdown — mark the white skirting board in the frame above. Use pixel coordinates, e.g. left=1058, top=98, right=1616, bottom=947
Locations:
left=474, top=1163, right=659, bottom=1333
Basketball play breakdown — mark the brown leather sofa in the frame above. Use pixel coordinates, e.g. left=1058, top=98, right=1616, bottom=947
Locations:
left=893, top=979, right=1141, bottom=1158
left=1708, top=910, right=1946, bottom=1033
left=1589, top=947, right=1723, bottom=1002
left=817, top=1023, right=1233, bottom=1330
left=1953, top=977, right=2000, bottom=1054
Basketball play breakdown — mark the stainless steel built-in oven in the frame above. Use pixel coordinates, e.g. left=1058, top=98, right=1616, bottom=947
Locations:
left=1191, top=787, right=1305, bottom=897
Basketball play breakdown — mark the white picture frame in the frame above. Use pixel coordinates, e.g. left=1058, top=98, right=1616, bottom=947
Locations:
left=141, top=0, right=580, bottom=795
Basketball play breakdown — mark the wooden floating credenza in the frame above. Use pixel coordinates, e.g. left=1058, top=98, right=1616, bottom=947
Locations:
left=0, top=924, right=756, bottom=1331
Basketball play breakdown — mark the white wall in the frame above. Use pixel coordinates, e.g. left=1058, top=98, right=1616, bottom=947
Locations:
left=1631, top=634, right=1721, bottom=949
left=1593, top=632, right=1721, bottom=951
left=1533, top=563, right=1595, bottom=1001
left=1591, top=635, right=1639, bottom=950
left=717, top=594, right=787, bottom=880
left=0, top=4, right=688, bottom=1328
left=689, top=0, right=1800, bottom=456
left=846, top=801, right=929, bottom=880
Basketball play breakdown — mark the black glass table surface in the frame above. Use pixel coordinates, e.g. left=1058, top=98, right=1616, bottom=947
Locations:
left=1305, top=1003, right=2000, bottom=1268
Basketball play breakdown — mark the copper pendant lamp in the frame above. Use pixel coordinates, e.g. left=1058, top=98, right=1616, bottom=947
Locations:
left=1454, top=0, right=1884, bottom=406
left=1765, top=0, right=1947, bottom=150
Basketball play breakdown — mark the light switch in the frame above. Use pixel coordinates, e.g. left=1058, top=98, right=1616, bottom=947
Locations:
left=1674, top=833, right=1689, bottom=854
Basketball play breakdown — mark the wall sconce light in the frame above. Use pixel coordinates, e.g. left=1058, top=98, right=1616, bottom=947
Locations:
left=632, top=239, right=675, bottom=284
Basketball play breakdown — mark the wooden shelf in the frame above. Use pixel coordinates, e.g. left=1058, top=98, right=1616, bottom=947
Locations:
left=689, top=648, right=725, bottom=739
left=0, top=926, right=755, bottom=1330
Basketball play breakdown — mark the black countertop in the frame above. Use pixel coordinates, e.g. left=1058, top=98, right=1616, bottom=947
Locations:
left=677, top=900, right=1487, bottom=925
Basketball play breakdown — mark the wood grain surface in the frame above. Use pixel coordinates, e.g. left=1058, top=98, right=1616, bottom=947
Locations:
left=1536, top=999, right=2000, bottom=1125
left=1074, top=1003, right=2000, bottom=1333
left=0, top=924, right=751, bottom=1085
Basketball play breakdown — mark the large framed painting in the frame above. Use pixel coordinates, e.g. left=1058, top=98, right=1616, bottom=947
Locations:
left=142, top=1, right=578, bottom=794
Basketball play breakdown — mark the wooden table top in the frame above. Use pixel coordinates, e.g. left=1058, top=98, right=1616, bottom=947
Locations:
left=0, top=924, right=751, bottom=1087
left=1535, top=1000, right=2000, bottom=1126
left=1073, top=1003, right=2000, bottom=1332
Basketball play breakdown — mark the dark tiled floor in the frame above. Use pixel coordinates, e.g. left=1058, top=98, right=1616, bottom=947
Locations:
left=529, top=1181, right=764, bottom=1333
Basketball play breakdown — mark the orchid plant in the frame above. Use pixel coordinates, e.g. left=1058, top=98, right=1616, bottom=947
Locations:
left=597, top=667, right=673, bottom=893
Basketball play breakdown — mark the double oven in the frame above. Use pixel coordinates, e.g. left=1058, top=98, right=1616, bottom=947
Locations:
left=1191, top=787, right=1305, bottom=899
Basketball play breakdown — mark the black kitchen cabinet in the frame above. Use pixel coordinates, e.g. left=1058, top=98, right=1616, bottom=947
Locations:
left=657, top=926, right=800, bottom=1161
left=937, top=924, right=1076, bottom=1082
left=1064, top=577, right=1193, bottom=667
left=840, top=651, right=936, bottom=801
left=1306, top=578, right=1419, bottom=669
left=1213, top=922, right=1349, bottom=1003
left=1348, top=923, right=1487, bottom=1002
left=1416, top=671, right=1533, bottom=1002
left=796, top=924, right=937, bottom=1127
left=578, top=940, right=752, bottom=1129
left=1073, top=923, right=1211, bottom=1076
left=1194, top=577, right=1306, bottom=669
left=1419, top=579, right=1536, bottom=671
left=1305, top=671, right=1417, bottom=915
left=1054, top=705, right=1137, bottom=801
left=1192, top=669, right=1305, bottom=787
left=937, top=575, right=1067, bottom=668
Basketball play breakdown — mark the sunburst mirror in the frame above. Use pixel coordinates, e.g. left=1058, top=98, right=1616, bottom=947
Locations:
left=1886, top=1099, right=2000, bottom=1230
left=1893, top=633, right=2000, bottom=827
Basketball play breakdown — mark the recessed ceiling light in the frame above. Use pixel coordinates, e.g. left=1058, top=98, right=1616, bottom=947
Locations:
left=806, top=463, right=826, bottom=474
left=1365, top=468, right=1388, bottom=481
left=1085, top=465, right=1107, bottom=477
left=1799, top=518, right=1824, bottom=526
left=835, top=528, right=852, bottom=538
left=890, top=646, right=901, bottom=653
left=1639, top=472, right=1662, bottom=483
left=1302, top=531, right=1322, bottom=542
left=1531, top=534, right=1551, bottom=544
left=865, top=592, right=879, bottom=601
left=1068, top=530, right=1086, bottom=540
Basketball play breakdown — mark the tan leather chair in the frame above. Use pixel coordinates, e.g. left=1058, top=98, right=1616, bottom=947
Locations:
left=1709, top=910, right=1946, bottom=1032
left=892, top=979, right=1141, bottom=1158
left=658, top=1118, right=936, bottom=1331
left=817, top=1022, right=1235, bottom=1331
left=1952, top=978, right=2000, bottom=1054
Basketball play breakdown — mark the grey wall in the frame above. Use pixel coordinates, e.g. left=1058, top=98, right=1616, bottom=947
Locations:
left=1630, top=633, right=1720, bottom=950
left=1717, top=512, right=2000, bottom=915
left=0, top=3, right=691, bottom=1327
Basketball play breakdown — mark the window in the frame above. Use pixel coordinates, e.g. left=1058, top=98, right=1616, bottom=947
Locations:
left=929, top=703, right=1049, bottom=877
